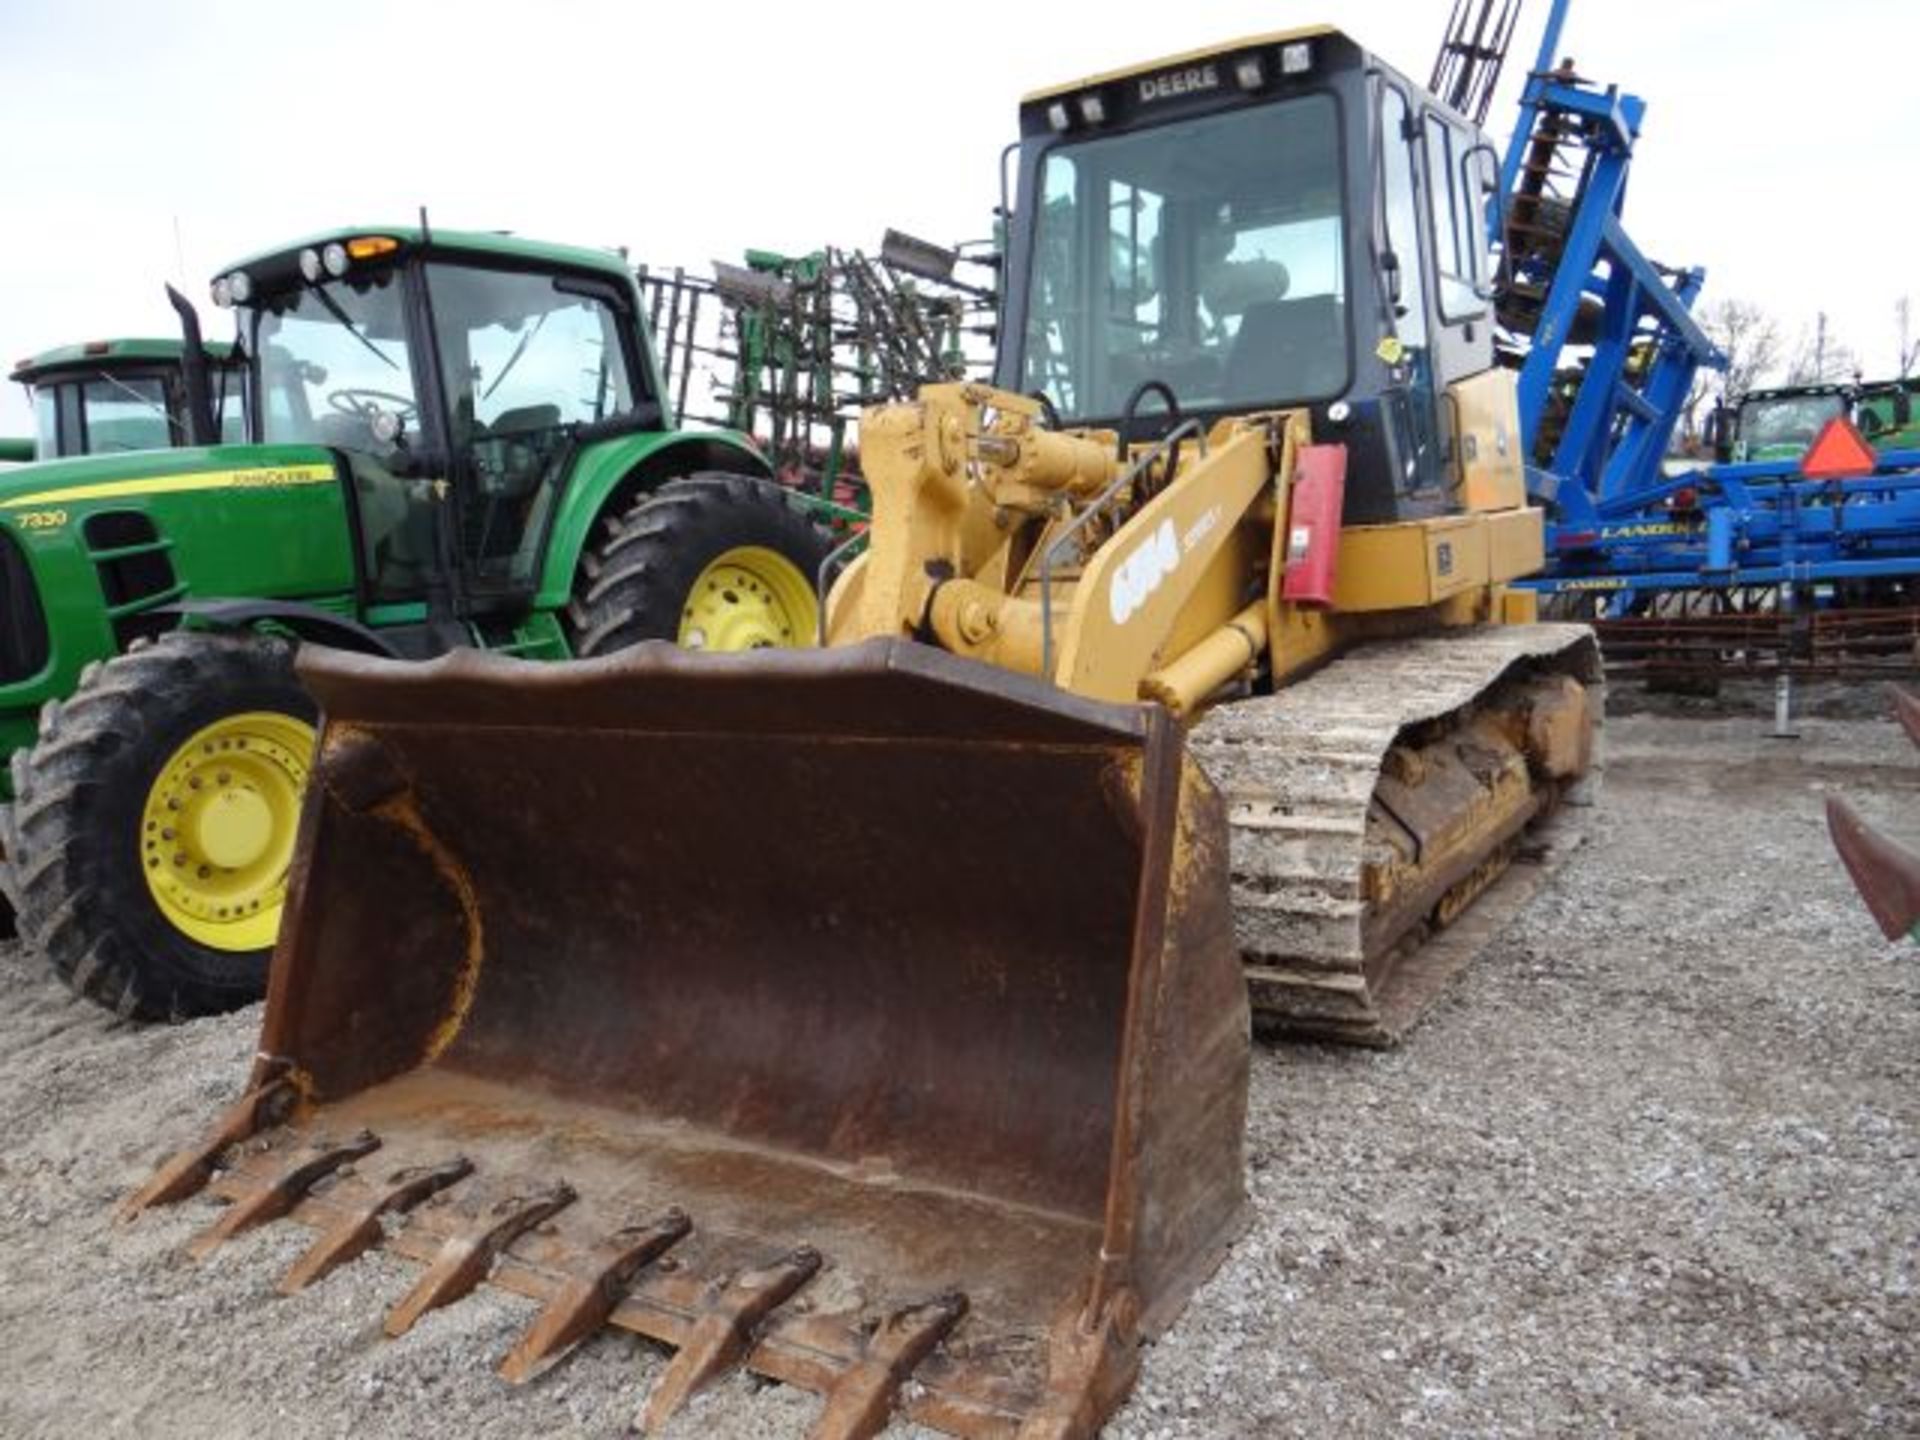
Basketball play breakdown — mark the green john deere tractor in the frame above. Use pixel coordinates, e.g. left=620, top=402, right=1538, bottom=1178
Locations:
left=11, top=335, right=248, bottom=460
left=1712, top=378, right=1918, bottom=464
left=0, top=225, right=831, bottom=1018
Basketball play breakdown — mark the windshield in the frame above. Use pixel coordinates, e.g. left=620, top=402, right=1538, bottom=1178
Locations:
left=1739, top=394, right=1843, bottom=455
left=1020, top=93, right=1347, bottom=422
left=252, top=272, right=417, bottom=457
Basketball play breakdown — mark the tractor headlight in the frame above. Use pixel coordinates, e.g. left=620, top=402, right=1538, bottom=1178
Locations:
left=226, top=270, right=252, bottom=304
left=299, top=248, right=323, bottom=283
left=210, top=277, right=232, bottom=309
left=1046, top=100, right=1072, bottom=133
left=322, top=242, right=350, bottom=278
left=1235, top=56, right=1267, bottom=90
left=1078, top=93, right=1107, bottom=125
left=1280, top=41, right=1313, bottom=75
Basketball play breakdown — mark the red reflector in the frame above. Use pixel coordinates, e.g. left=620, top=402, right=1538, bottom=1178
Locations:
left=83, top=341, right=112, bottom=356
left=1669, top=487, right=1698, bottom=509
left=1801, top=416, right=1878, bottom=480
left=1556, top=530, right=1598, bottom=549
left=1279, top=443, right=1347, bottom=607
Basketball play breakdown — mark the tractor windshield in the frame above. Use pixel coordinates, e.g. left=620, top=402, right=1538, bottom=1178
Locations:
left=1737, top=393, right=1844, bottom=460
left=1020, top=92, right=1347, bottom=423
left=251, top=273, right=417, bottom=458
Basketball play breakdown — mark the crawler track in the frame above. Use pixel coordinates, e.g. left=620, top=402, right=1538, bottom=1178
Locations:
left=1191, top=624, right=1603, bottom=1044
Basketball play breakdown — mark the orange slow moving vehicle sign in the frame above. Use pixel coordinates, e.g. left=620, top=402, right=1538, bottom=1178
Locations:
left=1800, top=415, right=1879, bottom=481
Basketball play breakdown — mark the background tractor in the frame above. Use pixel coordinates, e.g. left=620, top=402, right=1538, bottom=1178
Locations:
left=0, top=224, right=830, bottom=1017
left=11, top=335, right=247, bottom=460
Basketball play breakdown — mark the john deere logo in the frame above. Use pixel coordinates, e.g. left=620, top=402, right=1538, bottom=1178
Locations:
left=1140, top=64, right=1219, bottom=103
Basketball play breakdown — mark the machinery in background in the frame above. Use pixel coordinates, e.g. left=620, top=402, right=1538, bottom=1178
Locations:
left=638, top=232, right=998, bottom=504
left=0, top=225, right=830, bottom=1016
left=11, top=336, right=246, bottom=460
left=1486, top=1, right=1920, bottom=706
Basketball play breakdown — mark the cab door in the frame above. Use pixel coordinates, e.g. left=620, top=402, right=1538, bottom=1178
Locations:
left=424, top=263, right=642, bottom=607
left=1376, top=80, right=1445, bottom=497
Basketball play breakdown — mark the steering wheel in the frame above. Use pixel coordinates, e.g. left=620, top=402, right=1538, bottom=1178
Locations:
left=328, top=387, right=418, bottom=422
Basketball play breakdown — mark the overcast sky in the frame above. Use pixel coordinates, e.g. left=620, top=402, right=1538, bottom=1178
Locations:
left=2, top=0, right=1913, bottom=436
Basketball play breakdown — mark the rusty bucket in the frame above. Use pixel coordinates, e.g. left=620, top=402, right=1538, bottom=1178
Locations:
left=125, top=638, right=1249, bottom=1437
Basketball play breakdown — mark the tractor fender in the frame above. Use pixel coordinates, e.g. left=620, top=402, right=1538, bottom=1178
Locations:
left=534, top=429, right=770, bottom=609
left=157, top=599, right=406, bottom=657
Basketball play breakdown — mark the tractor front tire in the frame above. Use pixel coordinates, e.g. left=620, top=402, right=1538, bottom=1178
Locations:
left=567, top=473, right=834, bottom=657
left=7, top=631, right=317, bottom=1020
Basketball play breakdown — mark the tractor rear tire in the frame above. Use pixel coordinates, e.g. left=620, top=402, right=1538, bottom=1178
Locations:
left=6, top=631, right=316, bottom=1020
left=567, top=473, right=833, bottom=657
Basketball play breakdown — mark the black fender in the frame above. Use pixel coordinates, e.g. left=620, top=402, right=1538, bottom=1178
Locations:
left=155, top=599, right=407, bottom=658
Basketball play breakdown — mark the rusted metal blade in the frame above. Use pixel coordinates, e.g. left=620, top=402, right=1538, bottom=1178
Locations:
left=276, top=1157, right=474, bottom=1295
left=1893, top=686, right=1920, bottom=750
left=497, top=1208, right=692, bottom=1384
left=384, top=1183, right=576, bottom=1337
left=1827, top=796, right=1920, bottom=941
left=809, top=1291, right=969, bottom=1440
left=638, top=1246, right=822, bottom=1433
left=185, top=1131, right=379, bottom=1261
left=119, top=1062, right=298, bottom=1222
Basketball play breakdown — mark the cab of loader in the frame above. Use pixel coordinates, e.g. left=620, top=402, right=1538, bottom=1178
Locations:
left=11, top=338, right=245, bottom=460
left=997, top=25, right=1509, bottom=525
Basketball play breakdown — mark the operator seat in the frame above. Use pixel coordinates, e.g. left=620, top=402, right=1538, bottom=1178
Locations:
left=1224, top=297, right=1347, bottom=404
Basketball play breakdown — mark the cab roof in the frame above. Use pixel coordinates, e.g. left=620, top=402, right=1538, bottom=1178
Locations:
left=217, top=225, right=634, bottom=286
left=11, top=337, right=234, bottom=386
left=1021, top=24, right=1339, bottom=104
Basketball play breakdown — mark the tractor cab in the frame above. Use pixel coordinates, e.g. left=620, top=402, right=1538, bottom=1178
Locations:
left=11, top=339, right=245, bottom=461
left=1718, top=383, right=1851, bottom=464
left=996, top=26, right=1511, bottom=525
left=212, top=228, right=665, bottom=611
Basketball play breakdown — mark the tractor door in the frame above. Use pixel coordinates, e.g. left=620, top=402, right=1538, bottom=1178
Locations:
left=423, top=262, right=643, bottom=605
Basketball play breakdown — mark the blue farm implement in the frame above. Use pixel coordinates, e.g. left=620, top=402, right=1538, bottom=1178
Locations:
left=1490, top=1, right=1920, bottom=706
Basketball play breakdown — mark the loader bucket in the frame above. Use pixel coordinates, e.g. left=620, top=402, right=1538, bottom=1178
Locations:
left=127, top=638, right=1249, bottom=1438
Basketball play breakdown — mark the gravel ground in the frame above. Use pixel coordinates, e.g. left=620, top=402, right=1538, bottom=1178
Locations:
left=1, top=709, right=1917, bottom=1438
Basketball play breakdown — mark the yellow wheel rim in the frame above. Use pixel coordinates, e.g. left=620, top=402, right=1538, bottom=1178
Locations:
left=678, top=545, right=818, bottom=651
left=139, top=710, right=316, bottom=952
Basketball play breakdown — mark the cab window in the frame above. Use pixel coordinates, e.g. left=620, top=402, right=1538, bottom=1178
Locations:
left=1424, top=115, right=1485, bottom=320
left=80, top=377, right=173, bottom=453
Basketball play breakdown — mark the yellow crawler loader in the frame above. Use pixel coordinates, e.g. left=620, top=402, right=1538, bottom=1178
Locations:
left=126, top=25, right=1597, bottom=1438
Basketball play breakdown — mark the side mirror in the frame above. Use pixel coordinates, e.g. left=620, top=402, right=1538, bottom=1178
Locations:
left=1896, top=389, right=1914, bottom=427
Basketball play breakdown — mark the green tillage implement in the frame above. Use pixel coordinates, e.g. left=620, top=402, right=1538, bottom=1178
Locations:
left=0, top=224, right=833, bottom=1020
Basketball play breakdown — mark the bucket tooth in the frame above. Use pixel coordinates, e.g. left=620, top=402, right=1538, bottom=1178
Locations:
left=497, top=1209, right=693, bottom=1384
left=277, top=1157, right=475, bottom=1295
left=1015, top=1298, right=1143, bottom=1440
left=1893, top=686, right=1920, bottom=751
left=809, top=1292, right=969, bottom=1440
left=638, top=1246, right=822, bottom=1433
left=185, top=1130, right=380, bottom=1261
left=119, top=1061, right=299, bottom=1221
left=384, top=1183, right=577, bottom=1337
left=1827, top=796, right=1920, bottom=941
